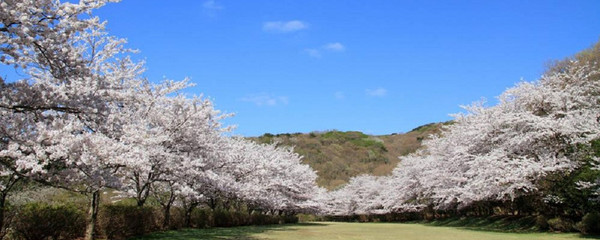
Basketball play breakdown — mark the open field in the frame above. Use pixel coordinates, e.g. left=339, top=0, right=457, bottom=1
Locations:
left=131, top=222, right=597, bottom=240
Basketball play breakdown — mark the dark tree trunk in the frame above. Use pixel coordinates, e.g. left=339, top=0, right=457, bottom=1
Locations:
left=154, top=181, right=177, bottom=230
left=163, top=203, right=172, bottom=229
left=184, top=202, right=199, bottom=228
left=0, top=174, right=19, bottom=235
left=135, top=173, right=152, bottom=207
left=162, top=186, right=177, bottom=229
left=84, top=190, right=100, bottom=240
left=137, top=188, right=149, bottom=207
left=208, top=197, right=217, bottom=211
left=0, top=194, right=6, bottom=235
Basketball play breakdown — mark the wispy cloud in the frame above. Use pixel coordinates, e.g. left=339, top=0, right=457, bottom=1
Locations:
left=334, top=91, right=345, bottom=100
left=241, top=93, right=289, bottom=106
left=304, top=42, right=346, bottom=58
left=305, top=48, right=321, bottom=58
left=263, top=20, right=308, bottom=33
left=366, top=87, right=388, bottom=97
left=202, top=0, right=223, bottom=16
left=324, top=42, right=345, bottom=52
left=203, top=0, right=223, bottom=10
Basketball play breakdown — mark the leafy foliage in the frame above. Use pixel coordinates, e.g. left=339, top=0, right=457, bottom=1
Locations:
left=97, top=205, right=160, bottom=240
left=11, top=202, right=86, bottom=240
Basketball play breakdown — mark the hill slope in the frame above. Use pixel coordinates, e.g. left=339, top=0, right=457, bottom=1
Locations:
left=252, top=122, right=449, bottom=189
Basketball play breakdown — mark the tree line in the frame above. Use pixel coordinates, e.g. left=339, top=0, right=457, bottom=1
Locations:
left=0, top=1, right=322, bottom=239
left=2, top=0, right=600, bottom=239
left=321, top=40, right=600, bottom=232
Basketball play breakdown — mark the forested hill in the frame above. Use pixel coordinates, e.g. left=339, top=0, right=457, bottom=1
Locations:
left=251, top=122, right=450, bottom=190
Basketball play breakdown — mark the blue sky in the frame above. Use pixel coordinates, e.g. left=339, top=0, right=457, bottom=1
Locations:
left=93, top=0, right=600, bottom=136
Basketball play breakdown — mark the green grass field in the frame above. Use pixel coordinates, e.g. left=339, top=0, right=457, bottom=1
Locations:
left=131, top=222, right=598, bottom=240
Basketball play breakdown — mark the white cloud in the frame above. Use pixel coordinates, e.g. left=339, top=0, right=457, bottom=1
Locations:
left=203, top=0, right=223, bottom=10
left=305, top=48, right=321, bottom=58
left=241, top=93, right=289, bottom=106
left=366, top=87, right=387, bottom=97
left=202, top=0, right=223, bottom=17
left=304, top=42, right=345, bottom=58
left=263, top=20, right=308, bottom=33
left=334, top=91, right=345, bottom=100
left=324, top=42, right=345, bottom=52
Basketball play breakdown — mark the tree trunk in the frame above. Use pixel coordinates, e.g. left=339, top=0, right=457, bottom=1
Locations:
left=162, top=203, right=171, bottom=229
left=136, top=183, right=151, bottom=207
left=0, top=174, right=19, bottom=235
left=84, top=190, right=100, bottom=240
left=0, top=194, right=6, bottom=235
left=154, top=181, right=177, bottom=230
left=184, top=208, right=191, bottom=228
left=137, top=197, right=146, bottom=207
left=208, top=198, right=217, bottom=211
left=184, top=203, right=198, bottom=228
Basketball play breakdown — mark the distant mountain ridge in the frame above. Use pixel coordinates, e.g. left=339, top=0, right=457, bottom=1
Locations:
left=251, top=122, right=450, bottom=189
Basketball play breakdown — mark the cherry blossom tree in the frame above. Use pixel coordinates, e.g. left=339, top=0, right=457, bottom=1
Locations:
left=380, top=60, right=599, bottom=214
left=0, top=1, right=137, bottom=238
left=322, top=174, right=388, bottom=216
left=115, top=79, right=231, bottom=208
left=221, top=137, right=321, bottom=215
left=1, top=1, right=324, bottom=238
left=323, top=51, right=599, bottom=217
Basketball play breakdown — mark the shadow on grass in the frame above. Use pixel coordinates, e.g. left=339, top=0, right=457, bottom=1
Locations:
left=130, top=222, right=329, bottom=240
left=421, top=216, right=600, bottom=239
left=423, top=216, right=540, bottom=233
left=581, top=236, right=600, bottom=239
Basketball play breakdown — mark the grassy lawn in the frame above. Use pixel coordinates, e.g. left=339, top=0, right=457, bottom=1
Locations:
left=131, top=222, right=599, bottom=240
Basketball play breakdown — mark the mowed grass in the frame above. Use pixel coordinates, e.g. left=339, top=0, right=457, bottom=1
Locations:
left=131, top=222, right=598, bottom=240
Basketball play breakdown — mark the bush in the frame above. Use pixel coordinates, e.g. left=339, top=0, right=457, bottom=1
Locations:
left=214, top=209, right=235, bottom=227
left=547, top=217, right=574, bottom=232
left=576, top=212, right=600, bottom=234
left=297, top=213, right=317, bottom=222
left=282, top=214, right=299, bottom=224
left=11, top=202, right=86, bottom=240
left=250, top=212, right=279, bottom=225
left=166, top=207, right=185, bottom=229
left=231, top=211, right=251, bottom=226
left=98, top=205, right=160, bottom=240
left=358, top=214, right=370, bottom=222
left=535, top=215, right=549, bottom=231
left=190, top=208, right=212, bottom=228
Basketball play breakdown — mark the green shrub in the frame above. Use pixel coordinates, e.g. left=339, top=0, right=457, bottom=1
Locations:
left=351, top=139, right=387, bottom=152
left=358, top=214, right=370, bottom=222
left=11, top=202, right=86, bottom=240
left=190, top=208, right=212, bottom=228
left=250, top=213, right=280, bottom=225
left=298, top=213, right=317, bottom=222
left=547, top=217, right=574, bottom=232
left=535, top=215, right=549, bottom=231
left=213, top=209, right=234, bottom=227
left=231, top=211, right=251, bottom=226
left=211, top=210, right=252, bottom=227
left=166, top=207, right=185, bottom=229
left=576, top=212, right=600, bottom=234
left=98, top=205, right=160, bottom=240
left=283, top=214, right=299, bottom=224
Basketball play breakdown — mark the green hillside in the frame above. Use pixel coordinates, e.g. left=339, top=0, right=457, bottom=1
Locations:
left=252, top=122, right=449, bottom=189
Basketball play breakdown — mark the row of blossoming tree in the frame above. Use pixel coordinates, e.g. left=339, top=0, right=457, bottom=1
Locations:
left=322, top=42, right=600, bottom=222
left=3, top=0, right=600, bottom=238
left=0, top=1, right=323, bottom=239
